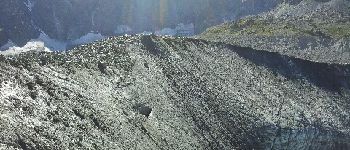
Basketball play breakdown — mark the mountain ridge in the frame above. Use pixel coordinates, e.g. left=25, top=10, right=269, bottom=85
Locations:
left=0, top=0, right=295, bottom=50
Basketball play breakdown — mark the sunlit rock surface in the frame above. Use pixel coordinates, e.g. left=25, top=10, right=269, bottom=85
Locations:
left=201, top=0, right=350, bottom=64
left=0, top=35, right=350, bottom=149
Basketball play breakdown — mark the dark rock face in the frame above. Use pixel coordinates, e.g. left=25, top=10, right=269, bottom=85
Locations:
left=0, top=0, right=39, bottom=46
left=0, top=27, right=8, bottom=46
left=0, top=0, right=286, bottom=48
left=1, top=35, right=350, bottom=149
left=31, top=0, right=106, bottom=40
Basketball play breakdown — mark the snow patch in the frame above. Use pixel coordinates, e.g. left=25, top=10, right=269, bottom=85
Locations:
left=155, top=28, right=177, bottom=36
left=1, top=31, right=106, bottom=52
left=115, top=25, right=132, bottom=34
left=139, top=31, right=153, bottom=35
left=175, top=23, right=195, bottom=36
left=155, top=23, right=195, bottom=36
left=0, top=40, right=16, bottom=51
left=37, top=32, right=105, bottom=51
left=71, top=33, right=105, bottom=45
left=0, top=41, right=51, bottom=56
left=37, top=32, right=67, bottom=50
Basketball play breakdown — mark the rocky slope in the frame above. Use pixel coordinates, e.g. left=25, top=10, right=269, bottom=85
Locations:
left=0, top=0, right=285, bottom=50
left=1, top=35, right=350, bottom=149
left=200, top=0, right=350, bottom=64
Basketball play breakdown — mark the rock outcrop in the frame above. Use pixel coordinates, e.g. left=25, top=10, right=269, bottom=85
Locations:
left=1, top=35, right=350, bottom=149
left=200, top=0, right=350, bottom=64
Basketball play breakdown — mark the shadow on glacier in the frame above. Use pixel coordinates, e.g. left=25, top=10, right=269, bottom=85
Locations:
left=244, top=124, right=350, bottom=150
left=224, top=43, right=350, bottom=93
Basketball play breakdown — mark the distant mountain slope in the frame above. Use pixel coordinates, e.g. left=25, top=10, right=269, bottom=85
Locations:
left=200, top=0, right=350, bottom=64
left=1, top=35, right=350, bottom=149
left=0, top=0, right=39, bottom=46
left=0, top=0, right=285, bottom=50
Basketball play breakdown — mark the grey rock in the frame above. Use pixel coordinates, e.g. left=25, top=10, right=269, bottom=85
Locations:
left=200, top=0, right=350, bottom=64
left=0, top=35, right=350, bottom=149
